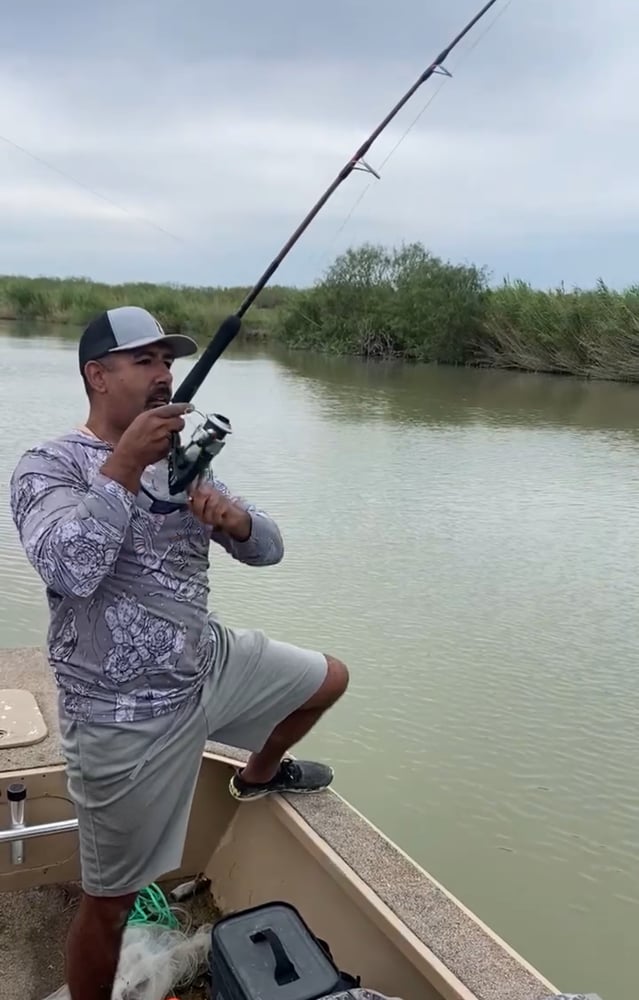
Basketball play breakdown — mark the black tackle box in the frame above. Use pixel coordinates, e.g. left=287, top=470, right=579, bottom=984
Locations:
left=209, top=900, right=357, bottom=1000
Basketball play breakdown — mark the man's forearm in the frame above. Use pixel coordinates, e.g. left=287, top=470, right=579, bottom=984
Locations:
left=222, top=504, right=252, bottom=542
left=199, top=470, right=284, bottom=566
left=212, top=507, right=284, bottom=566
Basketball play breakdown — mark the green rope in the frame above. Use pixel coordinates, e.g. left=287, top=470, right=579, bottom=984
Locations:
left=127, top=882, right=180, bottom=929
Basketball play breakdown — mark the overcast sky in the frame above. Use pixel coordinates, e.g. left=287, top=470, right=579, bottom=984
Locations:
left=1, top=0, right=637, bottom=291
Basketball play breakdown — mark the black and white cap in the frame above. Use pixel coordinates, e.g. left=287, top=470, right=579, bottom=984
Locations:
left=78, top=305, right=198, bottom=372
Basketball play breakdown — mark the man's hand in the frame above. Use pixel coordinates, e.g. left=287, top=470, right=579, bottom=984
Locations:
left=188, top=482, right=252, bottom=541
left=102, top=404, right=193, bottom=494
left=116, top=403, right=192, bottom=468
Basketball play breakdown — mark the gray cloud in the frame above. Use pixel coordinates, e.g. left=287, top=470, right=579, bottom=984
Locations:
left=1, top=0, right=637, bottom=291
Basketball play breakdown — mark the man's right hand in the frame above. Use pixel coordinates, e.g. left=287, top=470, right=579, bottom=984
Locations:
left=102, top=403, right=193, bottom=493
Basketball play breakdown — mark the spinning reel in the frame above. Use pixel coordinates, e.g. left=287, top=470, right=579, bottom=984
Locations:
left=167, top=411, right=232, bottom=496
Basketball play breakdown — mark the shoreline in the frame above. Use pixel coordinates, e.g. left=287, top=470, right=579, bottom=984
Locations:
left=2, top=309, right=636, bottom=385
left=0, top=312, right=270, bottom=340
left=3, top=246, right=639, bottom=384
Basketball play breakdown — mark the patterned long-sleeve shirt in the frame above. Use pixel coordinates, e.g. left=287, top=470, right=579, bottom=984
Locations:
left=9, top=428, right=284, bottom=723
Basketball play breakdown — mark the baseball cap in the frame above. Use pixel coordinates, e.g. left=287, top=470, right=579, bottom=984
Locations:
left=78, top=305, right=198, bottom=372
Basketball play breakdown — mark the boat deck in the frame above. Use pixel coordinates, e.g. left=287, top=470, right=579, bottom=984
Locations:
left=3, top=883, right=76, bottom=1000
left=1, top=647, right=565, bottom=1000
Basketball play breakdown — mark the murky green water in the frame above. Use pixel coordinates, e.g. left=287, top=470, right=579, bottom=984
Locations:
left=1, top=321, right=637, bottom=1000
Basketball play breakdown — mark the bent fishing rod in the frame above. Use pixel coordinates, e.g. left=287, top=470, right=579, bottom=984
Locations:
left=166, top=0, right=501, bottom=496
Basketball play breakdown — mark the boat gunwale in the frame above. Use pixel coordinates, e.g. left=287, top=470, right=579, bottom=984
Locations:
left=203, top=743, right=558, bottom=1000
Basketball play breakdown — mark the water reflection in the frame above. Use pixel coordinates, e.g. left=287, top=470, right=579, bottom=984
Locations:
left=5, top=319, right=639, bottom=436
left=271, top=343, right=639, bottom=437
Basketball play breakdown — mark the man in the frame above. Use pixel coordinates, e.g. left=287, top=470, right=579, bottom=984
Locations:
left=9, top=305, right=349, bottom=1000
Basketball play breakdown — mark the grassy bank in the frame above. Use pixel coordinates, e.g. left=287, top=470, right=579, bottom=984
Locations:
left=0, top=275, right=289, bottom=338
left=3, top=245, right=639, bottom=381
left=277, top=244, right=639, bottom=382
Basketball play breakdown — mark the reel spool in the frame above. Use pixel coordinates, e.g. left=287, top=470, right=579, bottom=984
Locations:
left=167, top=412, right=232, bottom=496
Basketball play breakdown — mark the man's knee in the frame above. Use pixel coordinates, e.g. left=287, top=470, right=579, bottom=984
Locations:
left=317, top=655, right=349, bottom=707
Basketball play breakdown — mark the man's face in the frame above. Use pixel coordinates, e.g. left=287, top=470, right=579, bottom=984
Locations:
left=86, top=343, right=175, bottom=429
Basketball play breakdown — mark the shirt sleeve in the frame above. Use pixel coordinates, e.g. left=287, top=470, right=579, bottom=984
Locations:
left=10, top=445, right=136, bottom=598
left=201, top=468, right=284, bottom=567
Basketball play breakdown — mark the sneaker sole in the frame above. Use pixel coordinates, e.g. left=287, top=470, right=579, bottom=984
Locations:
left=228, top=780, right=333, bottom=802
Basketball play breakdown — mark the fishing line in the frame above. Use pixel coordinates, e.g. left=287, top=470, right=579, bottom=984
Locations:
left=0, top=0, right=511, bottom=296
left=160, top=0, right=510, bottom=500
left=0, top=133, right=189, bottom=247
left=2, top=3, right=514, bottom=503
left=307, top=0, right=515, bottom=277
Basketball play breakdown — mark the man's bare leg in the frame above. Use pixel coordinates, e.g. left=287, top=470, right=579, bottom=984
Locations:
left=229, top=655, right=349, bottom=799
left=66, top=890, right=137, bottom=1000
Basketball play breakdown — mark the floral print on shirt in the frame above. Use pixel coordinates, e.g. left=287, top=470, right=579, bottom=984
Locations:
left=9, top=431, right=284, bottom=723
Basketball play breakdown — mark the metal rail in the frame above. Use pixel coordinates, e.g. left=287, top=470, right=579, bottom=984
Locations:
left=0, top=817, right=78, bottom=844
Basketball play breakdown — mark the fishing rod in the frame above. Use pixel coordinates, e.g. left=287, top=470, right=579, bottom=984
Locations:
left=167, top=0, right=501, bottom=495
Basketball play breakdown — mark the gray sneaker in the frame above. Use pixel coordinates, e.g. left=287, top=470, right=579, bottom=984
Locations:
left=229, top=757, right=334, bottom=801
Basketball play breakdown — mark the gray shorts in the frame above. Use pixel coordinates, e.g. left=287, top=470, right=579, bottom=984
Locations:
left=58, top=620, right=328, bottom=897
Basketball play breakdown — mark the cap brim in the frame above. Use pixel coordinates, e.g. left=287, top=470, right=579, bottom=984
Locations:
left=107, top=333, right=198, bottom=359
